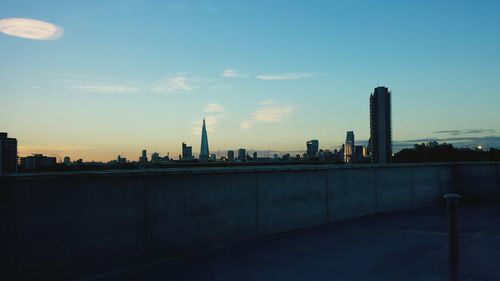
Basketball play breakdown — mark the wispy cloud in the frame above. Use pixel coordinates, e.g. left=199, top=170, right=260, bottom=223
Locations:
left=241, top=101, right=294, bottom=130
left=204, top=103, right=224, bottom=113
left=240, top=120, right=253, bottom=130
left=192, top=116, right=222, bottom=135
left=256, top=72, right=319, bottom=81
left=54, top=73, right=141, bottom=94
left=222, top=69, right=248, bottom=78
left=253, top=102, right=293, bottom=122
left=68, top=84, right=138, bottom=94
left=18, top=144, right=94, bottom=157
left=433, top=129, right=497, bottom=135
left=153, top=74, right=198, bottom=94
left=0, top=18, right=63, bottom=40
left=209, top=84, right=234, bottom=91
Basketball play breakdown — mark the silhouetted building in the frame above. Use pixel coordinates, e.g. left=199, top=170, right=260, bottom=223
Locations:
left=306, top=140, right=319, bottom=159
left=209, top=154, right=217, bottom=161
left=253, top=151, right=257, bottom=159
left=0, top=132, right=17, bottom=174
left=370, top=86, right=392, bottom=163
left=63, top=156, right=71, bottom=165
left=199, top=118, right=210, bottom=161
left=354, top=145, right=367, bottom=162
left=237, top=148, right=246, bottom=161
left=151, top=152, right=160, bottom=163
left=317, top=149, right=335, bottom=161
left=227, top=150, right=235, bottom=161
left=117, top=155, right=126, bottom=164
left=139, top=149, right=148, bottom=165
left=344, top=131, right=355, bottom=163
left=182, top=143, right=193, bottom=160
left=21, top=154, right=56, bottom=171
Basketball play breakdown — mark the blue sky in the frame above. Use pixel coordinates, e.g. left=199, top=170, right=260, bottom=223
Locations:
left=1, top=0, right=500, bottom=161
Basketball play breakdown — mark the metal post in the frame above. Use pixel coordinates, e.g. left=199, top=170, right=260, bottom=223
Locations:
left=444, top=194, right=461, bottom=265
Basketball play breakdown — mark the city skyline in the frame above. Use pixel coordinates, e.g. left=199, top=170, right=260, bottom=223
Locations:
left=2, top=1, right=500, bottom=161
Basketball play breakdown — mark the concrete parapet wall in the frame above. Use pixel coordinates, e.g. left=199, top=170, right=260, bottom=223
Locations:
left=0, top=163, right=496, bottom=280
left=146, top=173, right=258, bottom=261
left=257, top=170, right=328, bottom=235
left=454, top=163, right=500, bottom=201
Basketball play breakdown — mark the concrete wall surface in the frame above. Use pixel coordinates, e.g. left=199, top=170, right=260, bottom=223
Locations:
left=454, top=163, right=500, bottom=201
left=0, top=163, right=496, bottom=280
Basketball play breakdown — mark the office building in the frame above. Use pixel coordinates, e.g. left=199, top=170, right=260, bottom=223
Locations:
left=237, top=148, right=246, bottom=161
left=199, top=118, right=210, bottom=161
left=306, top=139, right=319, bottom=159
left=354, top=145, right=367, bottom=162
left=0, top=132, right=17, bottom=173
left=369, top=86, right=392, bottom=163
left=21, top=154, right=56, bottom=171
left=227, top=150, right=235, bottom=161
left=344, top=131, right=355, bottom=163
left=139, top=149, right=148, bottom=165
left=182, top=143, right=193, bottom=160
left=151, top=152, right=160, bottom=163
left=117, top=155, right=126, bottom=164
left=63, top=156, right=71, bottom=165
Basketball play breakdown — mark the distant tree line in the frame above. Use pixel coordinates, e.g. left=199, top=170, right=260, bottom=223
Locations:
left=393, top=142, right=500, bottom=163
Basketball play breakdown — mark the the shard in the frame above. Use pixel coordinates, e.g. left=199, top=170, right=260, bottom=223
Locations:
left=199, top=118, right=209, bottom=161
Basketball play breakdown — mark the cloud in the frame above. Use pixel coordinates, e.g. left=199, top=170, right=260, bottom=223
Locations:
left=241, top=101, right=293, bottom=130
left=53, top=73, right=141, bottom=94
left=204, top=116, right=220, bottom=128
left=68, top=84, right=138, bottom=94
left=152, top=74, right=198, bottom=94
left=222, top=69, right=239, bottom=77
left=192, top=116, right=222, bottom=135
left=253, top=102, right=293, bottom=123
left=204, top=103, right=224, bottom=113
left=240, top=120, right=254, bottom=130
left=256, top=72, right=319, bottom=81
left=0, top=18, right=63, bottom=40
left=221, top=69, right=248, bottom=78
left=18, top=144, right=94, bottom=157
left=433, top=129, right=497, bottom=136
left=209, top=84, right=234, bottom=91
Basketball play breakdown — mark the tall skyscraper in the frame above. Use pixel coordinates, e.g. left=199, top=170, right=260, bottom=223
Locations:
left=306, top=139, right=319, bottom=159
left=369, top=86, right=392, bottom=163
left=0, top=132, right=17, bottom=174
left=199, top=118, right=209, bottom=161
left=344, top=131, right=355, bottom=163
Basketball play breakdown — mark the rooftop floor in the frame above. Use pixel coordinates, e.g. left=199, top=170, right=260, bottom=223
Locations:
left=85, top=204, right=500, bottom=281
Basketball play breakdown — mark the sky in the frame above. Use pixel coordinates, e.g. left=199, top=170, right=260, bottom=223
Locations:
left=1, top=0, right=500, bottom=162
